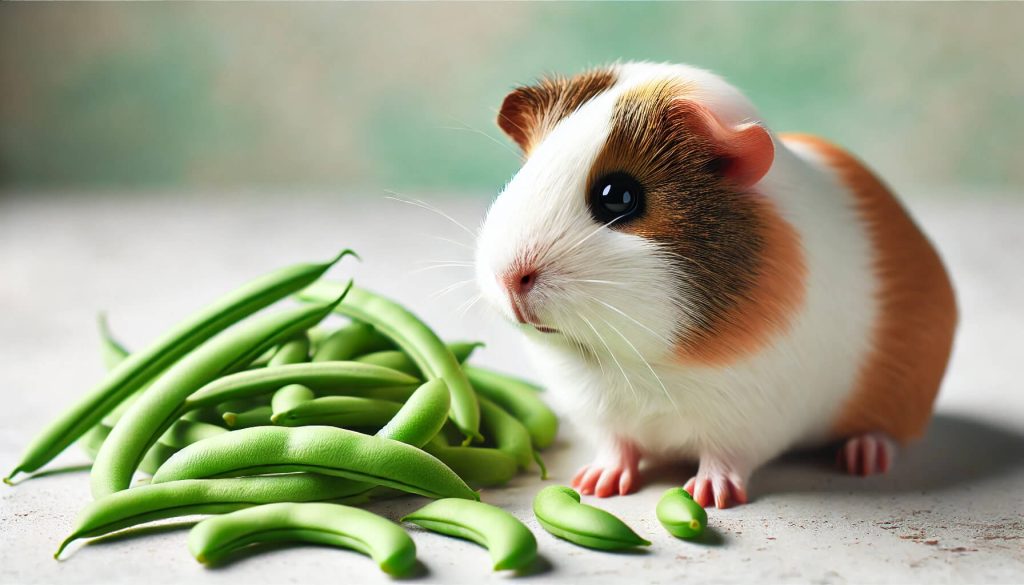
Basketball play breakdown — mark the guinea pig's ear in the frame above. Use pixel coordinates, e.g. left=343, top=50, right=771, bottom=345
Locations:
left=497, top=87, right=540, bottom=152
left=670, top=100, right=775, bottom=189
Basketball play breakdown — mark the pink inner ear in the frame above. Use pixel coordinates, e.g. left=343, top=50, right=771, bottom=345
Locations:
left=671, top=100, right=775, bottom=189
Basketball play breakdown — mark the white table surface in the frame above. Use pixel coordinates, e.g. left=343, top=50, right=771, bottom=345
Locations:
left=1, top=191, right=1022, bottom=584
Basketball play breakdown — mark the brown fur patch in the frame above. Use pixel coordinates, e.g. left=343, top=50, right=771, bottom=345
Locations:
left=497, top=68, right=617, bottom=153
left=590, top=81, right=807, bottom=365
left=784, top=134, right=957, bottom=444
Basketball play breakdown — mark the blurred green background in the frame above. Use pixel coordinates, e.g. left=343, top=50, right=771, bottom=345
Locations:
left=1, top=2, right=1021, bottom=195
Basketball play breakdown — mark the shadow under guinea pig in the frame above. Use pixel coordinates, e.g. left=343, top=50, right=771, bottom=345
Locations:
left=750, top=412, right=1024, bottom=498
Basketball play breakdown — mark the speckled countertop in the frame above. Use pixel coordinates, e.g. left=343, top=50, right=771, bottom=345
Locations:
left=1, top=192, right=1021, bottom=584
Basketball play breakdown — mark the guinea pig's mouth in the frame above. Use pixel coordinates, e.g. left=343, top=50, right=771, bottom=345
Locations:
left=508, top=295, right=559, bottom=334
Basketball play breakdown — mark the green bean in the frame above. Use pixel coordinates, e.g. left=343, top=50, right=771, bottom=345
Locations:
left=270, top=384, right=315, bottom=419
left=222, top=405, right=273, bottom=429
left=267, top=336, right=314, bottom=421
left=403, top=498, right=536, bottom=571
left=403, top=499, right=540, bottom=573
left=90, top=294, right=346, bottom=498
left=187, top=503, right=416, bottom=575
left=5, top=253, right=350, bottom=484
left=376, top=379, right=449, bottom=447
left=533, top=485, right=650, bottom=550
left=158, top=419, right=227, bottom=450
left=425, top=442, right=518, bottom=488
left=138, top=441, right=178, bottom=476
left=355, top=341, right=483, bottom=378
left=215, top=398, right=267, bottom=416
left=78, top=424, right=109, bottom=462
left=151, top=426, right=478, bottom=501
left=478, top=396, right=534, bottom=470
left=96, top=313, right=130, bottom=371
left=298, top=281, right=482, bottom=444
left=656, top=487, right=707, bottom=539
left=465, top=366, right=558, bottom=449
left=270, top=397, right=403, bottom=429
left=55, top=475, right=372, bottom=558
left=312, top=322, right=393, bottom=362
left=184, top=362, right=418, bottom=411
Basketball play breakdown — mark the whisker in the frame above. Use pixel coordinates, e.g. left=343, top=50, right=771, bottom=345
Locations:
left=594, top=310, right=681, bottom=418
left=431, top=235, right=475, bottom=251
left=439, top=116, right=521, bottom=159
left=578, top=311, right=640, bottom=408
left=410, top=264, right=474, bottom=275
left=561, top=215, right=622, bottom=256
left=430, top=279, right=474, bottom=299
left=456, top=294, right=483, bottom=318
left=384, top=191, right=479, bottom=241
left=591, top=297, right=674, bottom=347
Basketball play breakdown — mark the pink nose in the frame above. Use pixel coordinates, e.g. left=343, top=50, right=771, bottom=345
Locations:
left=502, top=267, right=538, bottom=296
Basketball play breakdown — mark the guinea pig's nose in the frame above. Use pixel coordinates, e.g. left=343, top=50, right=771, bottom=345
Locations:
left=502, top=267, right=538, bottom=296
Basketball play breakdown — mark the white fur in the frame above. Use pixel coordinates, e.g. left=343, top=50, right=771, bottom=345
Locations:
left=475, top=62, right=878, bottom=484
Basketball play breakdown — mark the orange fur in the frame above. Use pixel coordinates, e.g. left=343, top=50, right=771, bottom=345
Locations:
left=783, top=133, right=958, bottom=443
left=674, top=194, right=808, bottom=366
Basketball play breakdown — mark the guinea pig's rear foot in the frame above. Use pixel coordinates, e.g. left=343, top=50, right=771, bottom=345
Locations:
left=570, top=439, right=641, bottom=497
left=684, top=458, right=750, bottom=509
left=837, top=432, right=895, bottom=476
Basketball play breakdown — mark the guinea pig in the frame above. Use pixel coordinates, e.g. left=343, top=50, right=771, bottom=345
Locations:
left=473, top=62, right=957, bottom=508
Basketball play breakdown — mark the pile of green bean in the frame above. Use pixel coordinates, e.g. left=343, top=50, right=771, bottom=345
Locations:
left=7, top=253, right=708, bottom=575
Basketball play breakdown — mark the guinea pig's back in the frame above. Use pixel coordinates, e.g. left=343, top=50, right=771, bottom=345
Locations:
left=781, top=133, right=958, bottom=445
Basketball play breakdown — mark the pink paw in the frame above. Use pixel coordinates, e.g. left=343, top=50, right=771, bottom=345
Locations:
left=570, top=439, right=640, bottom=497
left=837, top=433, right=895, bottom=476
left=684, top=471, right=748, bottom=510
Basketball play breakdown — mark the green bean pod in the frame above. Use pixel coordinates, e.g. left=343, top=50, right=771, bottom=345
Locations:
left=96, top=313, right=131, bottom=371
left=5, top=253, right=350, bottom=484
left=533, top=485, right=650, bottom=550
left=478, top=396, right=534, bottom=470
left=90, top=293, right=346, bottom=498
left=298, top=282, right=482, bottom=444
left=158, top=419, right=227, bottom=450
left=403, top=498, right=536, bottom=571
left=270, top=396, right=403, bottom=429
left=55, top=475, right=372, bottom=558
left=425, top=443, right=518, bottom=488
left=312, top=322, right=393, bottom=362
left=656, top=487, right=707, bottom=539
left=222, top=405, right=273, bottom=429
left=269, top=334, right=310, bottom=366
left=270, top=384, right=316, bottom=418
left=376, top=379, right=449, bottom=447
left=465, top=366, right=558, bottom=449
left=184, top=362, right=418, bottom=411
left=188, top=503, right=416, bottom=575
left=138, top=441, right=179, bottom=476
left=355, top=341, right=482, bottom=378
left=151, top=426, right=478, bottom=501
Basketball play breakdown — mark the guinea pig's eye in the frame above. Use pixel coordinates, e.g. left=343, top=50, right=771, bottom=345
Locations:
left=588, top=172, right=644, bottom=224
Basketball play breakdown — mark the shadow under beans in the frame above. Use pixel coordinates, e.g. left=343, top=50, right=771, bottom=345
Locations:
left=202, top=541, right=430, bottom=579
left=752, top=413, right=1024, bottom=498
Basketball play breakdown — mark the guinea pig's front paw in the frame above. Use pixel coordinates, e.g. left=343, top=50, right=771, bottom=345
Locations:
left=571, top=440, right=642, bottom=497
left=684, top=459, right=750, bottom=509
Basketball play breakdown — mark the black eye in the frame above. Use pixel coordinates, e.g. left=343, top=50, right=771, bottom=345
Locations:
left=588, top=172, right=644, bottom=224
